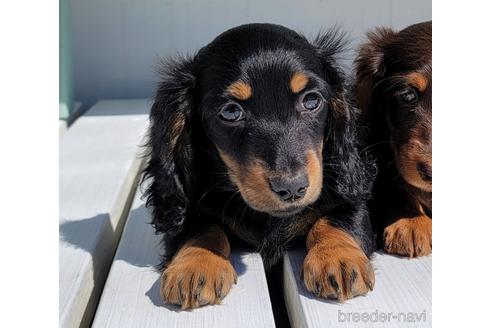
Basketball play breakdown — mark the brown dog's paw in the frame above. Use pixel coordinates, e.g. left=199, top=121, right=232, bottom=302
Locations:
left=160, top=247, right=237, bottom=309
left=384, top=216, right=432, bottom=257
left=302, top=243, right=375, bottom=302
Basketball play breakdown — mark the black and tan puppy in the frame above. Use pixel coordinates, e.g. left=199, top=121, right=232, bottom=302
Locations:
left=355, top=21, right=432, bottom=257
left=143, top=23, right=376, bottom=309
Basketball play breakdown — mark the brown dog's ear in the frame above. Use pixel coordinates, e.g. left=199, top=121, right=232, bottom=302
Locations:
left=354, top=27, right=397, bottom=111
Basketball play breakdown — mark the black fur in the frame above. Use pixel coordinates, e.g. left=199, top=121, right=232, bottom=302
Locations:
left=143, top=23, right=376, bottom=270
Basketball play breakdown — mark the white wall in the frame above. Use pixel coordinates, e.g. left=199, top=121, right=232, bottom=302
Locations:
left=69, top=0, right=431, bottom=109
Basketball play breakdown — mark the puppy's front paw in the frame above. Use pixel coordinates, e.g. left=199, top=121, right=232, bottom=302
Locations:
left=384, top=216, right=432, bottom=257
left=302, top=243, right=374, bottom=301
left=160, top=247, right=237, bottom=309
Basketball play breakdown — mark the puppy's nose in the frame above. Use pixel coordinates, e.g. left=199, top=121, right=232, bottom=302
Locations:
left=417, top=162, right=432, bottom=182
left=269, top=174, right=309, bottom=202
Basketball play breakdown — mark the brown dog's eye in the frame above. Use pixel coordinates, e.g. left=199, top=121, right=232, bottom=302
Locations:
left=301, top=92, right=322, bottom=111
left=219, top=104, right=244, bottom=122
left=398, top=89, right=418, bottom=104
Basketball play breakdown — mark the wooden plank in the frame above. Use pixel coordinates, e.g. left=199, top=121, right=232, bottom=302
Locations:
left=59, top=120, right=67, bottom=137
left=59, top=99, right=150, bottom=328
left=92, top=189, right=276, bottom=328
left=284, top=250, right=431, bottom=328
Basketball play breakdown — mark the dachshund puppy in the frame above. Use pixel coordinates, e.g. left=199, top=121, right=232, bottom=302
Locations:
left=355, top=21, right=431, bottom=258
left=144, top=23, right=376, bottom=309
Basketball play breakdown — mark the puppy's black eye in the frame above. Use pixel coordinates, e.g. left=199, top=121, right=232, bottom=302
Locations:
left=301, top=92, right=322, bottom=111
left=398, top=89, right=418, bottom=104
left=219, top=104, right=244, bottom=122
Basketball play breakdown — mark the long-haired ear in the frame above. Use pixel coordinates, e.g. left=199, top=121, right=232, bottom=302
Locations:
left=142, top=55, right=196, bottom=239
left=310, top=27, right=348, bottom=107
left=311, top=29, right=376, bottom=204
left=354, top=27, right=396, bottom=111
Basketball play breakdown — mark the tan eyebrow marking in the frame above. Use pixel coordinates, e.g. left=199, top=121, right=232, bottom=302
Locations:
left=290, top=72, right=309, bottom=93
left=227, top=80, right=252, bottom=100
left=407, top=72, right=428, bottom=92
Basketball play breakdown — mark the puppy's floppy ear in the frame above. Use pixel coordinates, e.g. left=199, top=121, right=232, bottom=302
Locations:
left=310, top=29, right=376, bottom=204
left=354, top=27, right=396, bottom=111
left=143, top=55, right=196, bottom=238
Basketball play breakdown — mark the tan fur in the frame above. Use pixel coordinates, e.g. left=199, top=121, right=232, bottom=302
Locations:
left=384, top=212, right=432, bottom=257
left=217, top=148, right=323, bottom=213
left=396, top=129, right=432, bottom=192
left=227, top=80, right=252, bottom=100
left=304, top=149, right=323, bottom=203
left=217, top=150, right=272, bottom=212
left=160, top=225, right=237, bottom=309
left=290, top=72, right=309, bottom=93
left=407, top=72, right=428, bottom=92
left=303, top=219, right=375, bottom=301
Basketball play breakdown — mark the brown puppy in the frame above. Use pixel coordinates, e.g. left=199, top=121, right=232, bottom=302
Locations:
left=355, top=21, right=432, bottom=257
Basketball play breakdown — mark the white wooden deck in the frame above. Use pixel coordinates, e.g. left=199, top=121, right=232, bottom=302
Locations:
left=92, top=188, right=276, bottom=328
left=59, top=99, right=150, bottom=328
left=284, top=250, right=432, bottom=327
